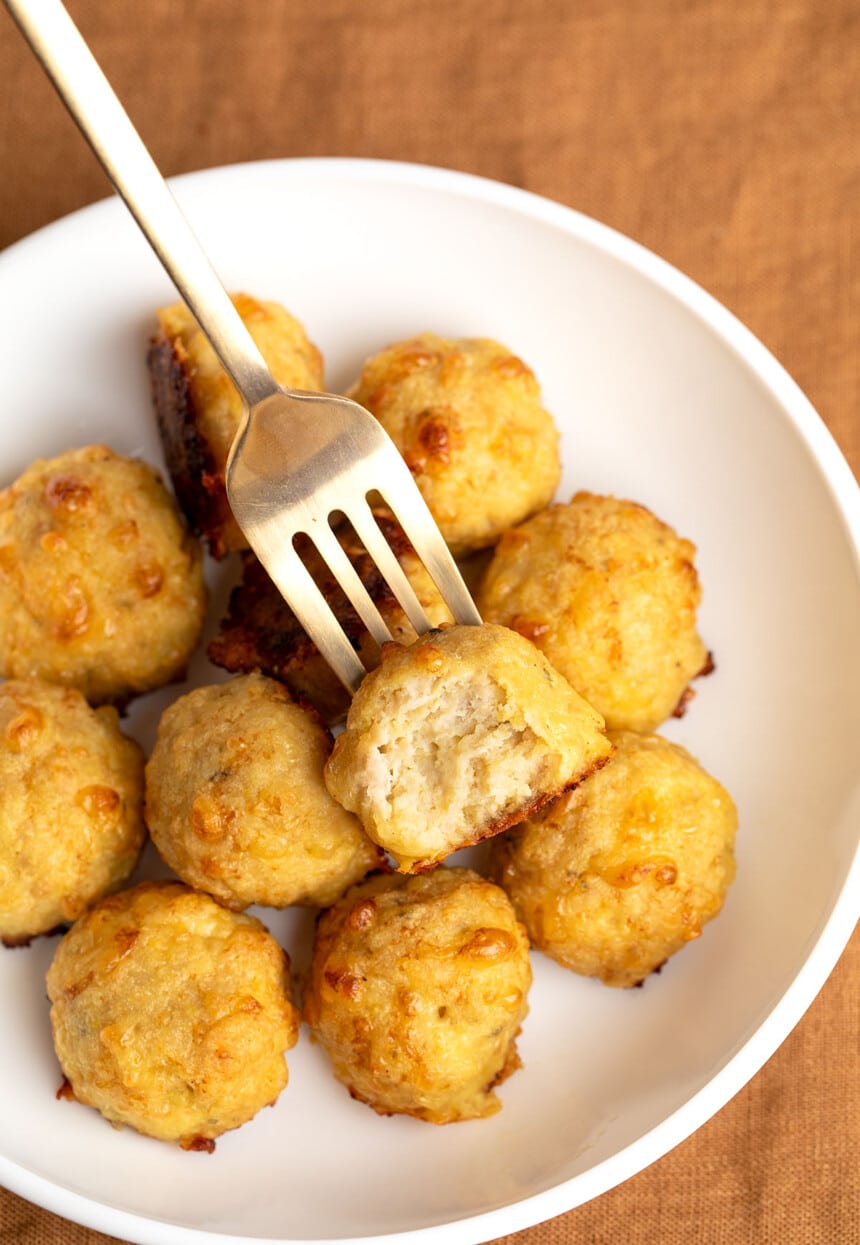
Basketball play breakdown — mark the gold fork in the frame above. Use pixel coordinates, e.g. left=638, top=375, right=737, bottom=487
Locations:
left=6, top=0, right=481, bottom=694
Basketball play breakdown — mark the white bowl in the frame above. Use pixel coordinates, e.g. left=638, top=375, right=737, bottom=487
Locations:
left=0, top=159, right=857, bottom=1245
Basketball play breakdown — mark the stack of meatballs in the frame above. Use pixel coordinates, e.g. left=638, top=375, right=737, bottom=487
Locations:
left=0, top=295, right=737, bottom=1151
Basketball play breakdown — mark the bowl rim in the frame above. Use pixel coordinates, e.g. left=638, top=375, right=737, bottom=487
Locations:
left=0, top=155, right=858, bottom=1245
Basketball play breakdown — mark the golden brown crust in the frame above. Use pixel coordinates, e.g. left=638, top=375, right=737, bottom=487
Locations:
left=490, top=730, right=737, bottom=987
left=0, top=445, right=206, bottom=706
left=671, top=651, right=716, bottom=718
left=207, top=544, right=369, bottom=724
left=0, top=679, right=146, bottom=944
left=144, top=673, right=384, bottom=910
left=2, top=926, right=65, bottom=949
left=302, top=868, right=532, bottom=1123
left=147, top=295, right=324, bottom=558
left=147, top=334, right=234, bottom=560
left=47, top=881, right=300, bottom=1148
left=347, top=333, right=560, bottom=555
left=478, top=491, right=710, bottom=733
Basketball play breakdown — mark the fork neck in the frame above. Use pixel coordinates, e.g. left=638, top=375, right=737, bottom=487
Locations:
left=184, top=297, right=282, bottom=409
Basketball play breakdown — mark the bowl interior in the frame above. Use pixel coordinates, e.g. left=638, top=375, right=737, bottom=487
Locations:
left=0, top=160, right=858, bottom=1245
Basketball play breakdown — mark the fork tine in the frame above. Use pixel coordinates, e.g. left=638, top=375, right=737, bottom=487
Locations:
left=306, top=521, right=394, bottom=649
left=375, top=456, right=483, bottom=626
left=347, top=501, right=434, bottom=637
left=256, top=541, right=368, bottom=694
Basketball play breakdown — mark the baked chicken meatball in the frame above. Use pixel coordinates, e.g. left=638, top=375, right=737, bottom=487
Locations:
left=490, top=731, right=737, bottom=988
left=303, top=867, right=532, bottom=1123
left=208, top=513, right=454, bottom=725
left=346, top=333, right=560, bottom=555
left=47, top=881, right=299, bottom=1151
left=0, top=680, right=145, bottom=946
left=324, top=623, right=613, bottom=872
left=149, top=294, right=324, bottom=557
left=145, top=673, right=383, bottom=911
left=478, top=491, right=711, bottom=733
left=0, top=445, right=206, bottom=706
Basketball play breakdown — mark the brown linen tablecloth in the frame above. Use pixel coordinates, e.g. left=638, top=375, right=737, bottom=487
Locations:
left=0, top=1, right=857, bottom=1242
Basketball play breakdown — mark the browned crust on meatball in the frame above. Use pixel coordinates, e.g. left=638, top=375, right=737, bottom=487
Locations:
left=2, top=924, right=65, bottom=949
left=147, top=335, right=234, bottom=560
left=672, top=651, right=716, bottom=719
left=338, top=1033, right=522, bottom=1121
left=485, top=1033, right=523, bottom=1090
left=208, top=514, right=440, bottom=722
left=56, top=1076, right=76, bottom=1102
left=207, top=547, right=341, bottom=707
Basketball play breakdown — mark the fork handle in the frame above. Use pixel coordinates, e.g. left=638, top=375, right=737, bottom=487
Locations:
left=5, top=0, right=279, bottom=410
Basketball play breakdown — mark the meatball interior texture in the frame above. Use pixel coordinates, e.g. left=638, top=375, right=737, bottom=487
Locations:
left=0, top=444, right=206, bottom=706
left=478, top=491, right=710, bottom=733
left=303, top=867, right=532, bottom=1123
left=145, top=673, right=384, bottom=911
left=347, top=333, right=561, bottom=556
left=0, top=680, right=145, bottom=946
left=47, top=881, right=299, bottom=1150
left=324, top=623, right=613, bottom=873
left=151, top=294, right=324, bottom=557
left=490, top=730, right=737, bottom=988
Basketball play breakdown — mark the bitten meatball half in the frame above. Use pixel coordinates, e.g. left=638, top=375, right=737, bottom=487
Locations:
left=145, top=673, right=384, bottom=911
left=303, top=867, right=532, bottom=1123
left=478, top=491, right=711, bottom=733
left=47, top=881, right=300, bottom=1151
left=324, top=623, right=613, bottom=872
left=149, top=294, right=324, bottom=557
left=0, top=680, right=145, bottom=946
left=346, top=333, right=560, bottom=555
left=490, top=731, right=737, bottom=987
left=0, top=445, right=206, bottom=705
